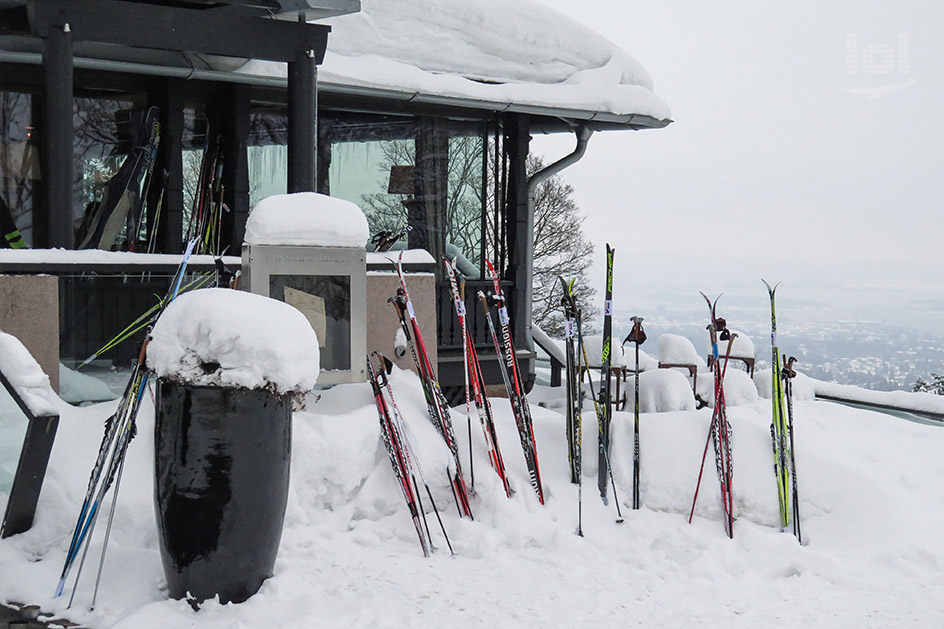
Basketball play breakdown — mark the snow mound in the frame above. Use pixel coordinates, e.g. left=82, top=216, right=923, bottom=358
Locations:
left=813, top=379, right=944, bottom=415
left=637, top=369, right=696, bottom=413
left=621, top=346, right=659, bottom=371
left=147, top=288, right=320, bottom=394
left=244, top=192, right=369, bottom=248
left=582, top=335, right=627, bottom=368
left=723, top=329, right=755, bottom=361
left=695, top=368, right=759, bottom=407
left=0, top=331, right=58, bottom=416
left=754, top=369, right=816, bottom=402
left=657, top=334, right=706, bottom=368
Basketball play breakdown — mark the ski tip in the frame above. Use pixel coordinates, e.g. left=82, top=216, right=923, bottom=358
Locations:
left=761, top=278, right=780, bottom=294
left=54, top=580, right=65, bottom=598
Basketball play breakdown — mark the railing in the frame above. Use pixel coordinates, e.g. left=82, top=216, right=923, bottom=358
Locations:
left=436, top=278, right=514, bottom=350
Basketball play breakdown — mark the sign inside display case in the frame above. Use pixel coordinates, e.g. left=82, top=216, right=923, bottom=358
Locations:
left=242, top=243, right=367, bottom=384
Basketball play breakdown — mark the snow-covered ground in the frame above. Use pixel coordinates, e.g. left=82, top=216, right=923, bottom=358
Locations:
left=2, top=367, right=944, bottom=628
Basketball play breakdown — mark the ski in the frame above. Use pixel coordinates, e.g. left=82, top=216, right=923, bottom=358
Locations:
left=444, top=257, right=511, bottom=498
left=388, top=254, right=473, bottom=519
left=577, top=322, right=624, bottom=524
left=367, top=355, right=432, bottom=556
left=782, top=355, right=802, bottom=543
left=597, top=244, right=615, bottom=501
left=371, top=352, right=455, bottom=556
left=559, top=277, right=581, bottom=485
left=762, top=279, right=791, bottom=531
left=56, top=238, right=198, bottom=605
left=689, top=293, right=735, bottom=538
left=560, top=276, right=583, bottom=534
left=623, top=316, right=647, bottom=510
left=478, top=259, right=544, bottom=504
left=78, top=106, right=160, bottom=251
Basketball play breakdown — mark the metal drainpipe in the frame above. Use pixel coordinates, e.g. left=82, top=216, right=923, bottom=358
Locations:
left=524, top=124, right=593, bottom=341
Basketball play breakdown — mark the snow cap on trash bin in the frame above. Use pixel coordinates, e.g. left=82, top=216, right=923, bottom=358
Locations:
left=148, top=287, right=320, bottom=394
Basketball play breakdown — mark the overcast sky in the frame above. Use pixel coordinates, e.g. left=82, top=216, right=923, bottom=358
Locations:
left=530, top=1, right=944, bottom=334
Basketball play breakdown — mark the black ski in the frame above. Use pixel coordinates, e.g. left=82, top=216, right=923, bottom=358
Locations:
left=782, top=355, right=802, bottom=543
left=623, top=316, right=647, bottom=510
left=597, top=244, right=615, bottom=501
left=560, top=276, right=583, bottom=534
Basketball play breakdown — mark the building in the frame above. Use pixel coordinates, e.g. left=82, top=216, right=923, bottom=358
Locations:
left=0, top=0, right=670, bottom=396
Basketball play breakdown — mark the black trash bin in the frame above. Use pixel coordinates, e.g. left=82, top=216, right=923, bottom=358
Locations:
left=154, top=380, right=292, bottom=604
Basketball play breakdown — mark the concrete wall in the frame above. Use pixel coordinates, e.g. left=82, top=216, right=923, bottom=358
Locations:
left=365, top=272, right=437, bottom=374
left=0, top=275, right=59, bottom=393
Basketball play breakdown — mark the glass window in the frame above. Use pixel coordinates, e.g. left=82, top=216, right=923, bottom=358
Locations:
left=72, top=95, right=150, bottom=250
left=248, top=107, right=288, bottom=208
left=325, top=114, right=486, bottom=279
left=268, top=274, right=351, bottom=371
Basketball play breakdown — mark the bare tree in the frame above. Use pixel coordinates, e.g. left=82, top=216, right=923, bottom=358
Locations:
left=356, top=136, right=597, bottom=336
left=528, top=154, right=597, bottom=337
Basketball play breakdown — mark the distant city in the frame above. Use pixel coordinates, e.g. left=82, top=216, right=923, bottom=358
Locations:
left=609, top=306, right=944, bottom=393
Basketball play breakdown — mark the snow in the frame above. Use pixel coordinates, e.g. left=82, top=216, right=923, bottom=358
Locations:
left=0, top=249, right=240, bottom=268
left=237, top=0, right=671, bottom=122
left=366, top=249, right=435, bottom=267
left=636, top=369, right=696, bottom=413
left=146, top=288, right=320, bottom=395
left=813, top=379, right=944, bottom=416
left=755, top=369, right=817, bottom=403
left=621, top=345, right=659, bottom=372
left=724, top=329, right=755, bottom=361
left=0, top=331, right=58, bottom=417
left=243, top=192, right=370, bottom=248
left=695, top=368, right=760, bottom=408
left=581, top=335, right=627, bottom=368
left=2, top=359, right=944, bottom=627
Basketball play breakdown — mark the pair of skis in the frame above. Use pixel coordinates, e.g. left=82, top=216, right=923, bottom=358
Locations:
left=443, top=258, right=512, bottom=498
left=689, top=294, right=736, bottom=538
left=56, top=238, right=198, bottom=608
left=77, top=106, right=161, bottom=251
left=559, top=277, right=584, bottom=533
left=389, top=256, right=474, bottom=519
left=566, top=251, right=625, bottom=524
left=763, top=280, right=802, bottom=543
left=367, top=353, right=453, bottom=557
left=478, top=260, right=545, bottom=504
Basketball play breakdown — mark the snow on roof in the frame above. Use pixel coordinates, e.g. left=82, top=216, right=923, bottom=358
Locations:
left=238, top=0, right=671, bottom=124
